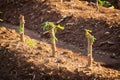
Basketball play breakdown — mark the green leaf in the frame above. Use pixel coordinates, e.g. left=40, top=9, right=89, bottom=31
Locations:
left=42, top=22, right=56, bottom=30
left=89, top=36, right=96, bottom=43
left=56, top=25, right=64, bottom=30
left=98, top=0, right=104, bottom=6
left=18, top=26, right=24, bottom=33
left=42, top=22, right=51, bottom=30
left=109, top=6, right=114, bottom=9
left=85, top=29, right=92, bottom=36
left=42, top=21, right=64, bottom=42
left=98, top=0, right=113, bottom=7
left=85, top=29, right=96, bottom=43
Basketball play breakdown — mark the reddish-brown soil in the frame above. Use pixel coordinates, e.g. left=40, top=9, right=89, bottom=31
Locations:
left=0, top=0, right=120, bottom=80
left=0, top=25, right=120, bottom=80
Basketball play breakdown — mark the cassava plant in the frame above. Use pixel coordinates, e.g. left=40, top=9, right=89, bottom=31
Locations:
left=43, top=22, right=64, bottom=57
left=19, top=15, right=25, bottom=42
left=85, top=29, right=96, bottom=69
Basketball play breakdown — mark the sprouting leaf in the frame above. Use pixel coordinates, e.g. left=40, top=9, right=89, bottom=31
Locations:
left=89, top=36, right=96, bottom=43
left=85, top=29, right=96, bottom=43
left=42, top=22, right=55, bottom=30
left=42, top=21, right=64, bottom=42
left=18, top=26, right=24, bottom=33
left=85, top=29, right=92, bottom=36
left=42, top=22, right=51, bottom=30
left=86, top=29, right=92, bottom=33
left=109, top=6, right=114, bottom=9
left=56, top=25, right=64, bottom=30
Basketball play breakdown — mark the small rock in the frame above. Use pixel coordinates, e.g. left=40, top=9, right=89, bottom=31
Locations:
left=11, top=30, right=16, bottom=33
left=31, top=66, right=35, bottom=70
left=104, top=31, right=110, bottom=35
left=59, top=51, right=68, bottom=55
left=43, top=57, right=49, bottom=63
left=54, top=58, right=61, bottom=63
left=0, top=27, right=6, bottom=31
left=110, top=53, right=117, bottom=59
left=102, top=52, right=105, bottom=55
left=78, top=64, right=82, bottom=68
left=35, top=52, right=40, bottom=55
left=38, top=35, right=41, bottom=38
left=37, top=46, right=42, bottom=50
left=114, top=13, right=119, bottom=16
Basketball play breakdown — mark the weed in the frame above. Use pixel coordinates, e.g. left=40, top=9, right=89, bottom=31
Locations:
left=26, top=39, right=37, bottom=47
left=98, top=0, right=114, bottom=8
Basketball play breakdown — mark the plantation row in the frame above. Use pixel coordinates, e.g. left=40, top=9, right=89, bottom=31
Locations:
left=18, top=15, right=96, bottom=70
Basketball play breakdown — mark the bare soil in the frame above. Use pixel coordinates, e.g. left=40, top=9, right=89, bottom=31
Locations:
left=0, top=0, right=120, bottom=80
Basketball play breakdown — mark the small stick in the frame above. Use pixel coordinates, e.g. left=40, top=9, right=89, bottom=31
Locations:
left=20, top=15, right=25, bottom=42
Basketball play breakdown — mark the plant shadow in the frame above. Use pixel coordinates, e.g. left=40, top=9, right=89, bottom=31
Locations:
left=0, top=45, right=116, bottom=80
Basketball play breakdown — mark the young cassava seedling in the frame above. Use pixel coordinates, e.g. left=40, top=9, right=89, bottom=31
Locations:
left=43, top=22, right=64, bottom=57
left=19, top=15, right=25, bottom=42
left=85, top=29, right=96, bottom=69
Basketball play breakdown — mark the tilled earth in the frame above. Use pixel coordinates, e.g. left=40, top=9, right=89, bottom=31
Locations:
left=0, top=0, right=120, bottom=80
left=0, top=26, right=120, bottom=80
left=0, top=0, right=120, bottom=54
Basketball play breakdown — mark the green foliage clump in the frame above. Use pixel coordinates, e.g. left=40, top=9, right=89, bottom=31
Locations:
left=42, top=22, right=64, bottom=41
left=85, top=29, right=96, bottom=43
left=18, top=26, right=24, bottom=33
left=43, top=22, right=64, bottom=31
left=98, top=0, right=114, bottom=8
